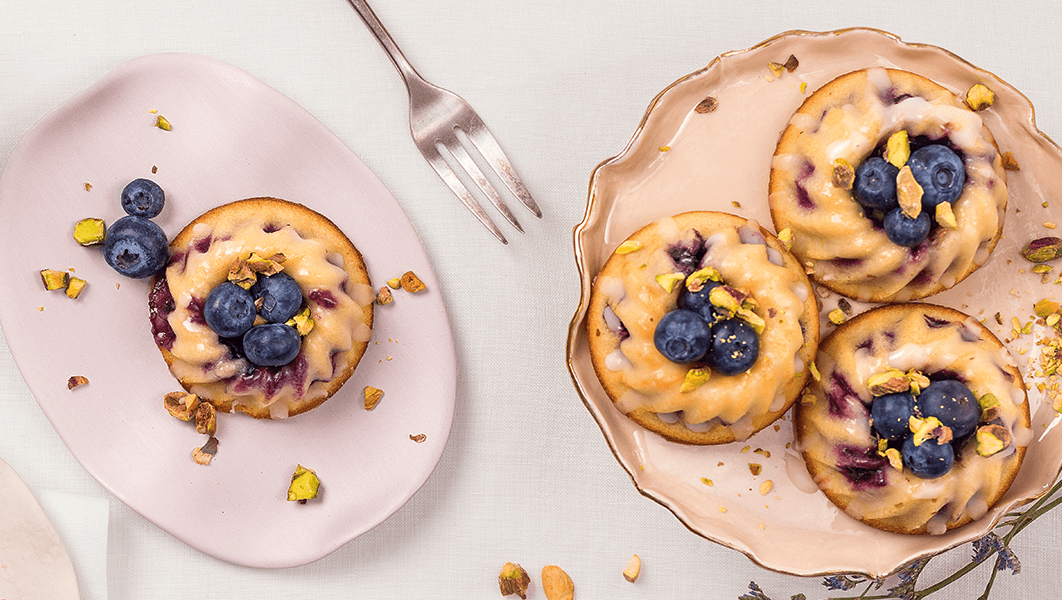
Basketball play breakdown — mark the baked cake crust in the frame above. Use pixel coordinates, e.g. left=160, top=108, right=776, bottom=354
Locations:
left=587, top=211, right=820, bottom=445
left=149, top=198, right=375, bottom=419
left=769, top=68, right=1008, bottom=303
left=796, top=303, right=1030, bottom=534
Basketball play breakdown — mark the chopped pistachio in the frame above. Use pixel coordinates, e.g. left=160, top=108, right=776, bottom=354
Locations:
left=1033, top=264, right=1054, bottom=274
left=748, top=463, right=762, bottom=476
left=1001, top=151, right=1020, bottom=171
left=364, top=386, right=384, bottom=410
left=164, top=391, right=200, bottom=421
left=709, top=285, right=749, bottom=315
left=655, top=272, right=686, bottom=293
left=896, top=166, right=923, bottom=218
left=832, top=158, right=855, bottom=190
left=386, top=277, right=401, bottom=289
left=623, top=554, right=642, bottom=583
left=499, top=562, right=531, bottom=599
left=768, top=61, right=785, bottom=77
left=194, top=401, right=217, bottom=436
left=287, top=464, right=321, bottom=503
left=777, top=228, right=794, bottom=251
left=935, top=202, right=958, bottom=229
left=685, top=267, right=722, bottom=292
left=400, top=270, right=426, bottom=293
left=783, top=54, right=799, bottom=72
left=965, top=83, right=995, bottom=111
left=376, top=286, right=393, bottom=305
left=868, top=369, right=909, bottom=395
left=65, top=277, right=87, bottom=299
left=67, top=375, right=89, bottom=390
left=976, top=424, right=1012, bottom=457
left=828, top=308, right=846, bottom=325
left=192, top=437, right=219, bottom=466
left=154, top=115, right=172, bottom=131
left=409, top=433, right=427, bottom=443
left=736, top=307, right=766, bottom=334
left=40, top=269, right=69, bottom=291
left=680, top=366, right=711, bottom=393
left=759, top=479, right=774, bottom=495
left=886, top=130, right=910, bottom=168
left=979, top=393, right=1002, bottom=422
left=72, top=218, right=106, bottom=246
left=615, top=240, right=642, bottom=255
left=1021, top=237, right=1062, bottom=263
left=701, top=477, right=714, bottom=486
left=907, top=370, right=930, bottom=396
left=286, top=306, right=315, bottom=336
left=799, top=82, right=807, bottom=94
left=694, top=97, right=718, bottom=114
left=1035, top=299, right=1060, bottom=317
left=910, top=416, right=947, bottom=447
left=884, top=448, right=903, bottom=471
left=808, top=362, right=821, bottom=382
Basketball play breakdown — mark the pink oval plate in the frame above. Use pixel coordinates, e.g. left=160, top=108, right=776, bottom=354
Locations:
left=0, top=53, right=456, bottom=568
left=569, top=28, right=1062, bottom=578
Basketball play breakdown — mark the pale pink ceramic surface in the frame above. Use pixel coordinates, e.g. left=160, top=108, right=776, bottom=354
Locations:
left=0, top=54, right=456, bottom=568
left=569, top=29, right=1062, bottom=577
left=0, top=458, right=79, bottom=599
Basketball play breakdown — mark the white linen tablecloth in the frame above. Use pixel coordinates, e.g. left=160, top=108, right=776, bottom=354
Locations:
left=1, top=0, right=1061, bottom=597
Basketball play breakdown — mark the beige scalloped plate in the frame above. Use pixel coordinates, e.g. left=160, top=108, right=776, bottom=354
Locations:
left=568, top=28, right=1062, bottom=578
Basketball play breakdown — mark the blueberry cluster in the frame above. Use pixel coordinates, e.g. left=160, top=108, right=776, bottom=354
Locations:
left=870, top=378, right=981, bottom=478
left=652, top=278, right=760, bottom=376
left=104, top=179, right=169, bottom=278
left=203, top=272, right=306, bottom=368
left=853, top=141, right=965, bottom=248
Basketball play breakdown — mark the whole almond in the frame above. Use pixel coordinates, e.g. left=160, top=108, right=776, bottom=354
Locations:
left=541, top=565, right=574, bottom=600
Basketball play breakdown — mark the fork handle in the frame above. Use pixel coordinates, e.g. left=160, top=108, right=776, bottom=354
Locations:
left=346, top=0, right=424, bottom=88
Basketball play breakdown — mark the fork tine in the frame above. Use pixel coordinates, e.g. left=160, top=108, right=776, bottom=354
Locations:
left=421, top=148, right=508, bottom=244
left=464, top=125, right=542, bottom=218
left=445, top=137, right=523, bottom=233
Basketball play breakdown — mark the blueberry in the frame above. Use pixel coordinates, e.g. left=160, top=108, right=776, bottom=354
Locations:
left=203, top=282, right=257, bottom=338
left=871, top=391, right=916, bottom=441
left=853, top=157, right=900, bottom=211
left=243, top=323, right=301, bottom=367
left=678, top=280, right=721, bottom=312
left=653, top=309, right=712, bottom=364
left=103, top=215, right=169, bottom=278
left=908, top=145, right=965, bottom=210
left=901, top=435, right=954, bottom=479
left=120, top=178, right=165, bottom=218
left=707, top=318, right=759, bottom=375
left=917, top=379, right=980, bottom=438
left=883, top=208, right=931, bottom=247
left=250, top=272, right=303, bottom=323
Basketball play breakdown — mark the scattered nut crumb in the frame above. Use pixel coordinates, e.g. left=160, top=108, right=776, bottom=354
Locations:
left=409, top=433, right=426, bottom=443
left=386, top=277, right=401, bottom=289
left=694, top=97, right=718, bottom=114
left=192, top=436, right=219, bottom=466
left=83, top=182, right=92, bottom=191
left=828, top=308, right=846, bottom=325
left=731, top=201, right=742, bottom=209
left=1047, top=222, right=1058, bottom=230
left=783, top=54, right=799, bottom=72
left=837, top=297, right=852, bottom=316
left=499, top=562, right=530, bottom=599
left=67, top=375, right=88, bottom=390
left=151, top=165, right=158, bottom=174
left=799, top=82, right=807, bottom=94
left=287, top=464, right=320, bottom=503
left=701, top=477, right=713, bottom=486
left=748, top=463, right=762, bottom=476
left=1001, top=151, right=1020, bottom=171
left=658, top=145, right=671, bottom=152
left=154, top=115, right=172, bottom=131
left=760, top=480, right=774, bottom=496
left=364, top=386, right=384, bottom=410
left=623, top=554, right=641, bottom=583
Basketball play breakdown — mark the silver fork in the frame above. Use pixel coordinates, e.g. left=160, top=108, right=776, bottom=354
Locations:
left=346, top=0, right=542, bottom=244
